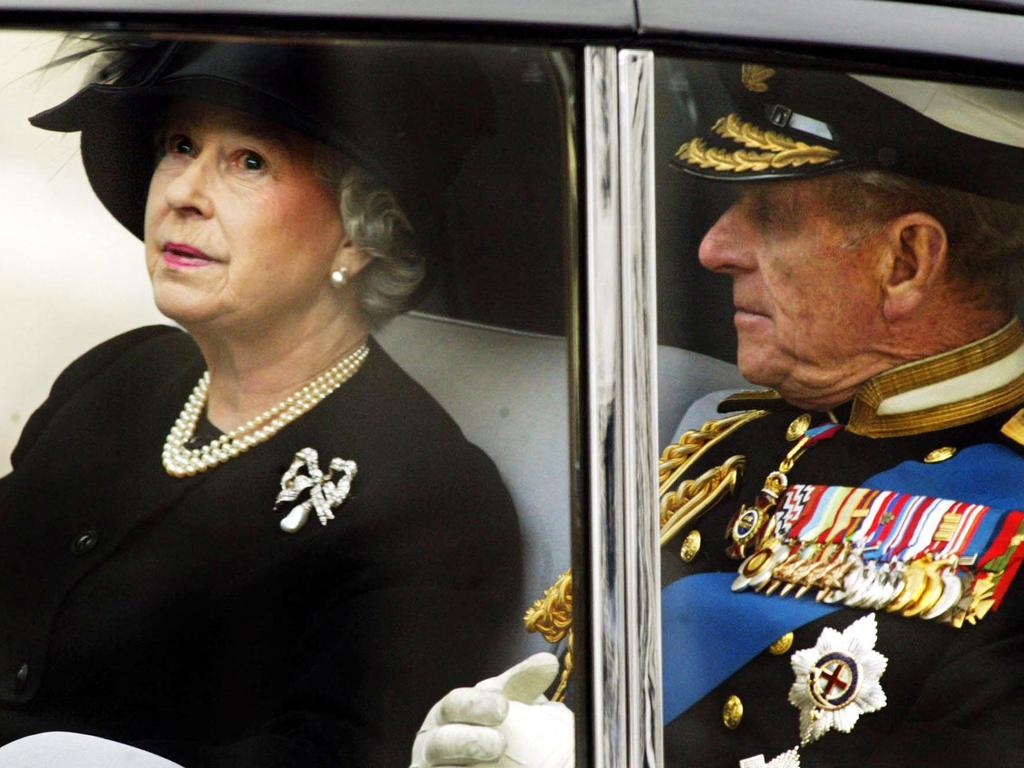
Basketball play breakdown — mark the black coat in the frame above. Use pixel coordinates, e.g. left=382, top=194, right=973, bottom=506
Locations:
left=0, top=326, right=522, bottom=767
left=662, top=396, right=1024, bottom=767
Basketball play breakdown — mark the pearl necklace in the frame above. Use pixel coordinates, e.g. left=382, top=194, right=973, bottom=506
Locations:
left=162, top=344, right=370, bottom=477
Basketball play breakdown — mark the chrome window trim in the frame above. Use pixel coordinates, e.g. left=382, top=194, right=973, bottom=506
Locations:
left=583, top=45, right=661, bottom=768
left=583, top=44, right=626, bottom=768
left=618, top=49, right=662, bottom=768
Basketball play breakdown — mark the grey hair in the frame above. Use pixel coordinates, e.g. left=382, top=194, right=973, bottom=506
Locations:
left=315, top=147, right=425, bottom=328
left=825, top=170, right=1024, bottom=313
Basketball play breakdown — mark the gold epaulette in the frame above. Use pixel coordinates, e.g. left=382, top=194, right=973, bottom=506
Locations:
left=523, top=569, right=573, bottom=701
left=717, top=388, right=783, bottom=413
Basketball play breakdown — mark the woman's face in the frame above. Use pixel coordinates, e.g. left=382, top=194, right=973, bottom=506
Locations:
left=144, top=100, right=347, bottom=337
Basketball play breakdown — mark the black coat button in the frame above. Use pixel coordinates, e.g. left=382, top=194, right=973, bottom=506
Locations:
left=13, top=662, right=28, bottom=692
left=70, top=529, right=99, bottom=556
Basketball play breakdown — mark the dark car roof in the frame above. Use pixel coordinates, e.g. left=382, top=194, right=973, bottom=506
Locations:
left=0, top=0, right=638, bottom=30
left=4, top=0, right=1024, bottom=69
left=638, top=0, right=1024, bottom=67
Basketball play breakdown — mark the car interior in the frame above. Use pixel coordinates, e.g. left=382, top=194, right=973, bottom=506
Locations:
left=0, top=34, right=755, bottom=670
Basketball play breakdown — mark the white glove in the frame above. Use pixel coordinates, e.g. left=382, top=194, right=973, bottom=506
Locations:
left=411, top=652, right=575, bottom=768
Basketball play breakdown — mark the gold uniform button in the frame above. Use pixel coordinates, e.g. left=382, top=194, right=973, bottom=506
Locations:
left=786, top=414, right=812, bottom=442
left=924, top=446, right=956, bottom=463
left=680, top=530, right=702, bottom=562
left=767, top=632, right=794, bottom=656
left=722, top=694, right=743, bottom=730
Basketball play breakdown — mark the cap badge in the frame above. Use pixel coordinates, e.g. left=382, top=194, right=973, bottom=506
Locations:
left=788, top=613, right=888, bottom=745
left=741, top=63, right=776, bottom=93
left=275, top=447, right=358, bottom=533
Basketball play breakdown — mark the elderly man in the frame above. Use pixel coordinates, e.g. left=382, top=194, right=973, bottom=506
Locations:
left=413, top=64, right=1024, bottom=767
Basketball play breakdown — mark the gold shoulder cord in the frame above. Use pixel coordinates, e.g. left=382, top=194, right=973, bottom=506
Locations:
left=659, top=410, right=767, bottom=546
left=523, top=410, right=768, bottom=699
left=523, top=569, right=573, bottom=701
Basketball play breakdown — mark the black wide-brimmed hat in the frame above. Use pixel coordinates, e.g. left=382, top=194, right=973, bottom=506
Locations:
left=671, top=62, right=1024, bottom=203
left=30, top=39, right=494, bottom=251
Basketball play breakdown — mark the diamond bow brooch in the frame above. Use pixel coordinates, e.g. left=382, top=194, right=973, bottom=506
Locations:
left=275, top=447, right=358, bottom=533
left=788, top=613, right=888, bottom=745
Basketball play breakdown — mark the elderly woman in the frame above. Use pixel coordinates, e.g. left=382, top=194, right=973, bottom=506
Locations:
left=0, top=39, right=520, bottom=767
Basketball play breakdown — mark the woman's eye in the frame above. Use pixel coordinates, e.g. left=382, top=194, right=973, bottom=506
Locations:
left=241, top=152, right=265, bottom=171
left=169, top=135, right=194, bottom=155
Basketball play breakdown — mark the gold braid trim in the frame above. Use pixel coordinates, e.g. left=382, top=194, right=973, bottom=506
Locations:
left=675, top=113, right=838, bottom=173
left=675, top=138, right=777, bottom=173
left=524, top=568, right=573, bottom=644
left=659, top=455, right=745, bottom=546
left=524, top=569, right=573, bottom=701
left=551, top=628, right=573, bottom=702
left=659, top=410, right=767, bottom=494
left=658, top=410, right=769, bottom=547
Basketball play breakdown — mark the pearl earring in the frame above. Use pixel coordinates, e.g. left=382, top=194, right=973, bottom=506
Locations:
left=330, top=267, right=348, bottom=288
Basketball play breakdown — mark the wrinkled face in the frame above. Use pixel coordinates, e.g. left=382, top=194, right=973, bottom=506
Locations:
left=698, top=179, right=883, bottom=397
left=144, top=100, right=344, bottom=336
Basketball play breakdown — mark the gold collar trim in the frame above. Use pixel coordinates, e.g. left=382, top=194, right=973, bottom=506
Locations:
left=848, top=319, right=1024, bottom=437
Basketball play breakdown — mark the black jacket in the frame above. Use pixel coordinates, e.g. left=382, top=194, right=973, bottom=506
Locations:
left=0, top=326, right=522, bottom=767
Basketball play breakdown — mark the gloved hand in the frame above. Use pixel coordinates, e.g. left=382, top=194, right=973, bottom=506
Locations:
left=410, top=652, right=575, bottom=768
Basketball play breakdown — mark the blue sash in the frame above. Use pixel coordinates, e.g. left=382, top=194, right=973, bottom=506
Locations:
left=661, top=572, right=839, bottom=723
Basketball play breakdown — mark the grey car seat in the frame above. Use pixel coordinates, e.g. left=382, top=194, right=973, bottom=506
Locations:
left=377, top=311, right=748, bottom=665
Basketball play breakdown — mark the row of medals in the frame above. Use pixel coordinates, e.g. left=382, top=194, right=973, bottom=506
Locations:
left=725, top=422, right=983, bottom=628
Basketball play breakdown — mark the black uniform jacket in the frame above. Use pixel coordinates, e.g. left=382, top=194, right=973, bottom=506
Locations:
left=661, top=320, right=1024, bottom=767
left=0, top=325, right=522, bottom=767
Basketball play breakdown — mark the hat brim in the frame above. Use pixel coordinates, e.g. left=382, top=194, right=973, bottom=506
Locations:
left=32, top=80, right=393, bottom=240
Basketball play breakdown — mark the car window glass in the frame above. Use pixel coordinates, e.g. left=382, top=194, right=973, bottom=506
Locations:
left=0, top=30, right=575, bottom=764
left=653, top=52, right=1024, bottom=766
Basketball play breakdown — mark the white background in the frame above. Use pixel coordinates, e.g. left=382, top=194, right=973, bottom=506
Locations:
left=0, top=31, right=164, bottom=474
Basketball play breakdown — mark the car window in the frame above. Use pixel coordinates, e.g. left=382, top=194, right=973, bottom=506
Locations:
left=0, top=30, right=576, bottom=765
left=653, top=51, right=1024, bottom=766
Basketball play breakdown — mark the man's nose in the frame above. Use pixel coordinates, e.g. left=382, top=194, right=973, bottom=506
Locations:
left=164, top=153, right=215, bottom=219
left=697, top=206, right=749, bottom=274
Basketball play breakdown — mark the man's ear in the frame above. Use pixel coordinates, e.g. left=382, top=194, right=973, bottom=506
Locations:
left=880, top=212, right=948, bottom=323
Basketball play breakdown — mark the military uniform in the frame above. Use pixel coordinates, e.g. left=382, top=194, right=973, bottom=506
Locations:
left=659, top=320, right=1024, bottom=767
